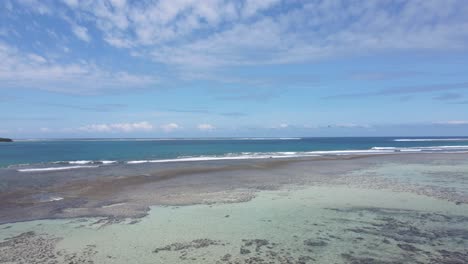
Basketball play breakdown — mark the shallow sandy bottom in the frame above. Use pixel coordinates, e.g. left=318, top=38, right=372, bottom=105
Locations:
left=1, top=154, right=468, bottom=263
left=1, top=185, right=467, bottom=264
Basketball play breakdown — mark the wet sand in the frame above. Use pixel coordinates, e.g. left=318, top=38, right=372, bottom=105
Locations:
left=0, top=153, right=468, bottom=263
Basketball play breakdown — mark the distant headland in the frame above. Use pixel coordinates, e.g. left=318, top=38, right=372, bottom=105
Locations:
left=0, top=138, right=13, bottom=142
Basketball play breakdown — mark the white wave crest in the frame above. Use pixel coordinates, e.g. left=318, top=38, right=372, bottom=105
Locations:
left=125, top=150, right=392, bottom=164
left=100, top=160, right=117, bottom=164
left=18, top=165, right=99, bottom=172
left=372, top=145, right=468, bottom=152
left=124, top=145, right=468, bottom=165
left=68, top=160, right=93, bottom=165
left=52, top=160, right=117, bottom=165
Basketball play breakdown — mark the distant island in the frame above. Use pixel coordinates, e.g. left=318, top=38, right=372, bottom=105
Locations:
left=0, top=138, right=13, bottom=142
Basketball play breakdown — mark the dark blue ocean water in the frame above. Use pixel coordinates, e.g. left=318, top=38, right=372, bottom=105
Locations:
left=1, top=137, right=468, bottom=168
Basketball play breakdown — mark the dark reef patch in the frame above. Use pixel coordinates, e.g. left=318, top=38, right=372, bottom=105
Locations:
left=303, top=239, right=328, bottom=247
left=153, top=238, right=224, bottom=254
left=0, top=231, right=97, bottom=264
left=327, top=206, right=468, bottom=263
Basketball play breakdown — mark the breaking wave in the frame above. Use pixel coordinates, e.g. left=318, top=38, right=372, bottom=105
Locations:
left=14, top=145, right=468, bottom=172
left=394, top=138, right=468, bottom=142
left=18, top=165, right=99, bottom=172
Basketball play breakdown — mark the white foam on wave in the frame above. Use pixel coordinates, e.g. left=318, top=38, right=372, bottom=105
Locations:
left=372, top=145, right=468, bottom=152
left=125, top=145, right=468, bottom=165
left=18, top=165, right=99, bottom=172
left=427, top=145, right=468, bottom=148
left=373, top=145, right=468, bottom=149
left=394, top=138, right=468, bottom=142
left=100, top=160, right=117, bottom=164
left=372, top=147, right=422, bottom=152
left=15, top=145, right=468, bottom=170
left=68, top=160, right=93, bottom=165
left=125, top=150, right=392, bottom=165
left=126, top=160, right=149, bottom=164
left=52, top=160, right=117, bottom=165
left=127, top=156, right=269, bottom=164
left=304, top=149, right=394, bottom=155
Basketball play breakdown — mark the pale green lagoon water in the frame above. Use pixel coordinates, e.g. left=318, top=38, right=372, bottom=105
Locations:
left=1, top=156, right=468, bottom=263
left=1, top=186, right=467, bottom=263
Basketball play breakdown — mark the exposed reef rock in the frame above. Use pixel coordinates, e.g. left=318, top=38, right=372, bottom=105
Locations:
left=153, top=239, right=224, bottom=254
left=0, top=231, right=97, bottom=264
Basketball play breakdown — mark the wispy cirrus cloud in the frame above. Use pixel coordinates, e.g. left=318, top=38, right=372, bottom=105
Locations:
left=433, top=93, right=464, bottom=101
left=14, top=0, right=468, bottom=70
left=449, top=100, right=468, bottom=105
left=215, top=88, right=281, bottom=102
left=431, top=92, right=468, bottom=105
left=79, top=121, right=153, bottom=133
left=330, top=123, right=372, bottom=129
left=325, top=82, right=468, bottom=99
left=350, top=71, right=423, bottom=81
left=41, top=103, right=127, bottom=112
left=71, top=24, right=91, bottom=42
left=0, top=42, right=157, bottom=94
left=160, top=123, right=181, bottom=132
left=3, top=0, right=468, bottom=97
left=158, top=108, right=248, bottom=117
left=220, top=112, right=248, bottom=117
left=16, top=0, right=52, bottom=15
left=197, top=123, right=216, bottom=131
left=434, top=120, right=468, bottom=125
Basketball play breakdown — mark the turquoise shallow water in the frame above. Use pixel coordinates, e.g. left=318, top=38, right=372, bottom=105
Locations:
left=0, top=151, right=467, bottom=263
left=2, top=137, right=468, bottom=167
left=1, top=186, right=467, bottom=263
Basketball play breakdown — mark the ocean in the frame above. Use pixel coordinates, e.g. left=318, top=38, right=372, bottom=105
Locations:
left=1, top=137, right=468, bottom=170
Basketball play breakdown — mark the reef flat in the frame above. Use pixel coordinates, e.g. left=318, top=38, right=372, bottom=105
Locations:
left=0, top=153, right=467, bottom=263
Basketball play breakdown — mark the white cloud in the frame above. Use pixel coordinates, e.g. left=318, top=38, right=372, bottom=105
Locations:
left=332, top=123, right=371, bottom=129
left=71, top=25, right=91, bottom=42
left=79, top=121, right=153, bottom=133
left=242, top=0, right=280, bottom=18
left=17, top=0, right=52, bottom=15
left=160, top=123, right=180, bottom=132
left=0, top=42, right=157, bottom=94
left=269, top=123, right=289, bottom=129
left=435, top=120, right=468, bottom=125
left=197, top=123, right=215, bottom=131
left=27, top=53, right=47, bottom=64
left=11, top=0, right=468, bottom=83
left=47, top=0, right=468, bottom=70
left=63, top=0, right=79, bottom=8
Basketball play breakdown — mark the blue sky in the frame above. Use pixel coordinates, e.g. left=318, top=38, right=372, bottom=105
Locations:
left=1, top=0, right=468, bottom=138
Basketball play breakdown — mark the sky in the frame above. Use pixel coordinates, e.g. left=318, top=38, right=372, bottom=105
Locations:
left=1, top=0, right=468, bottom=138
